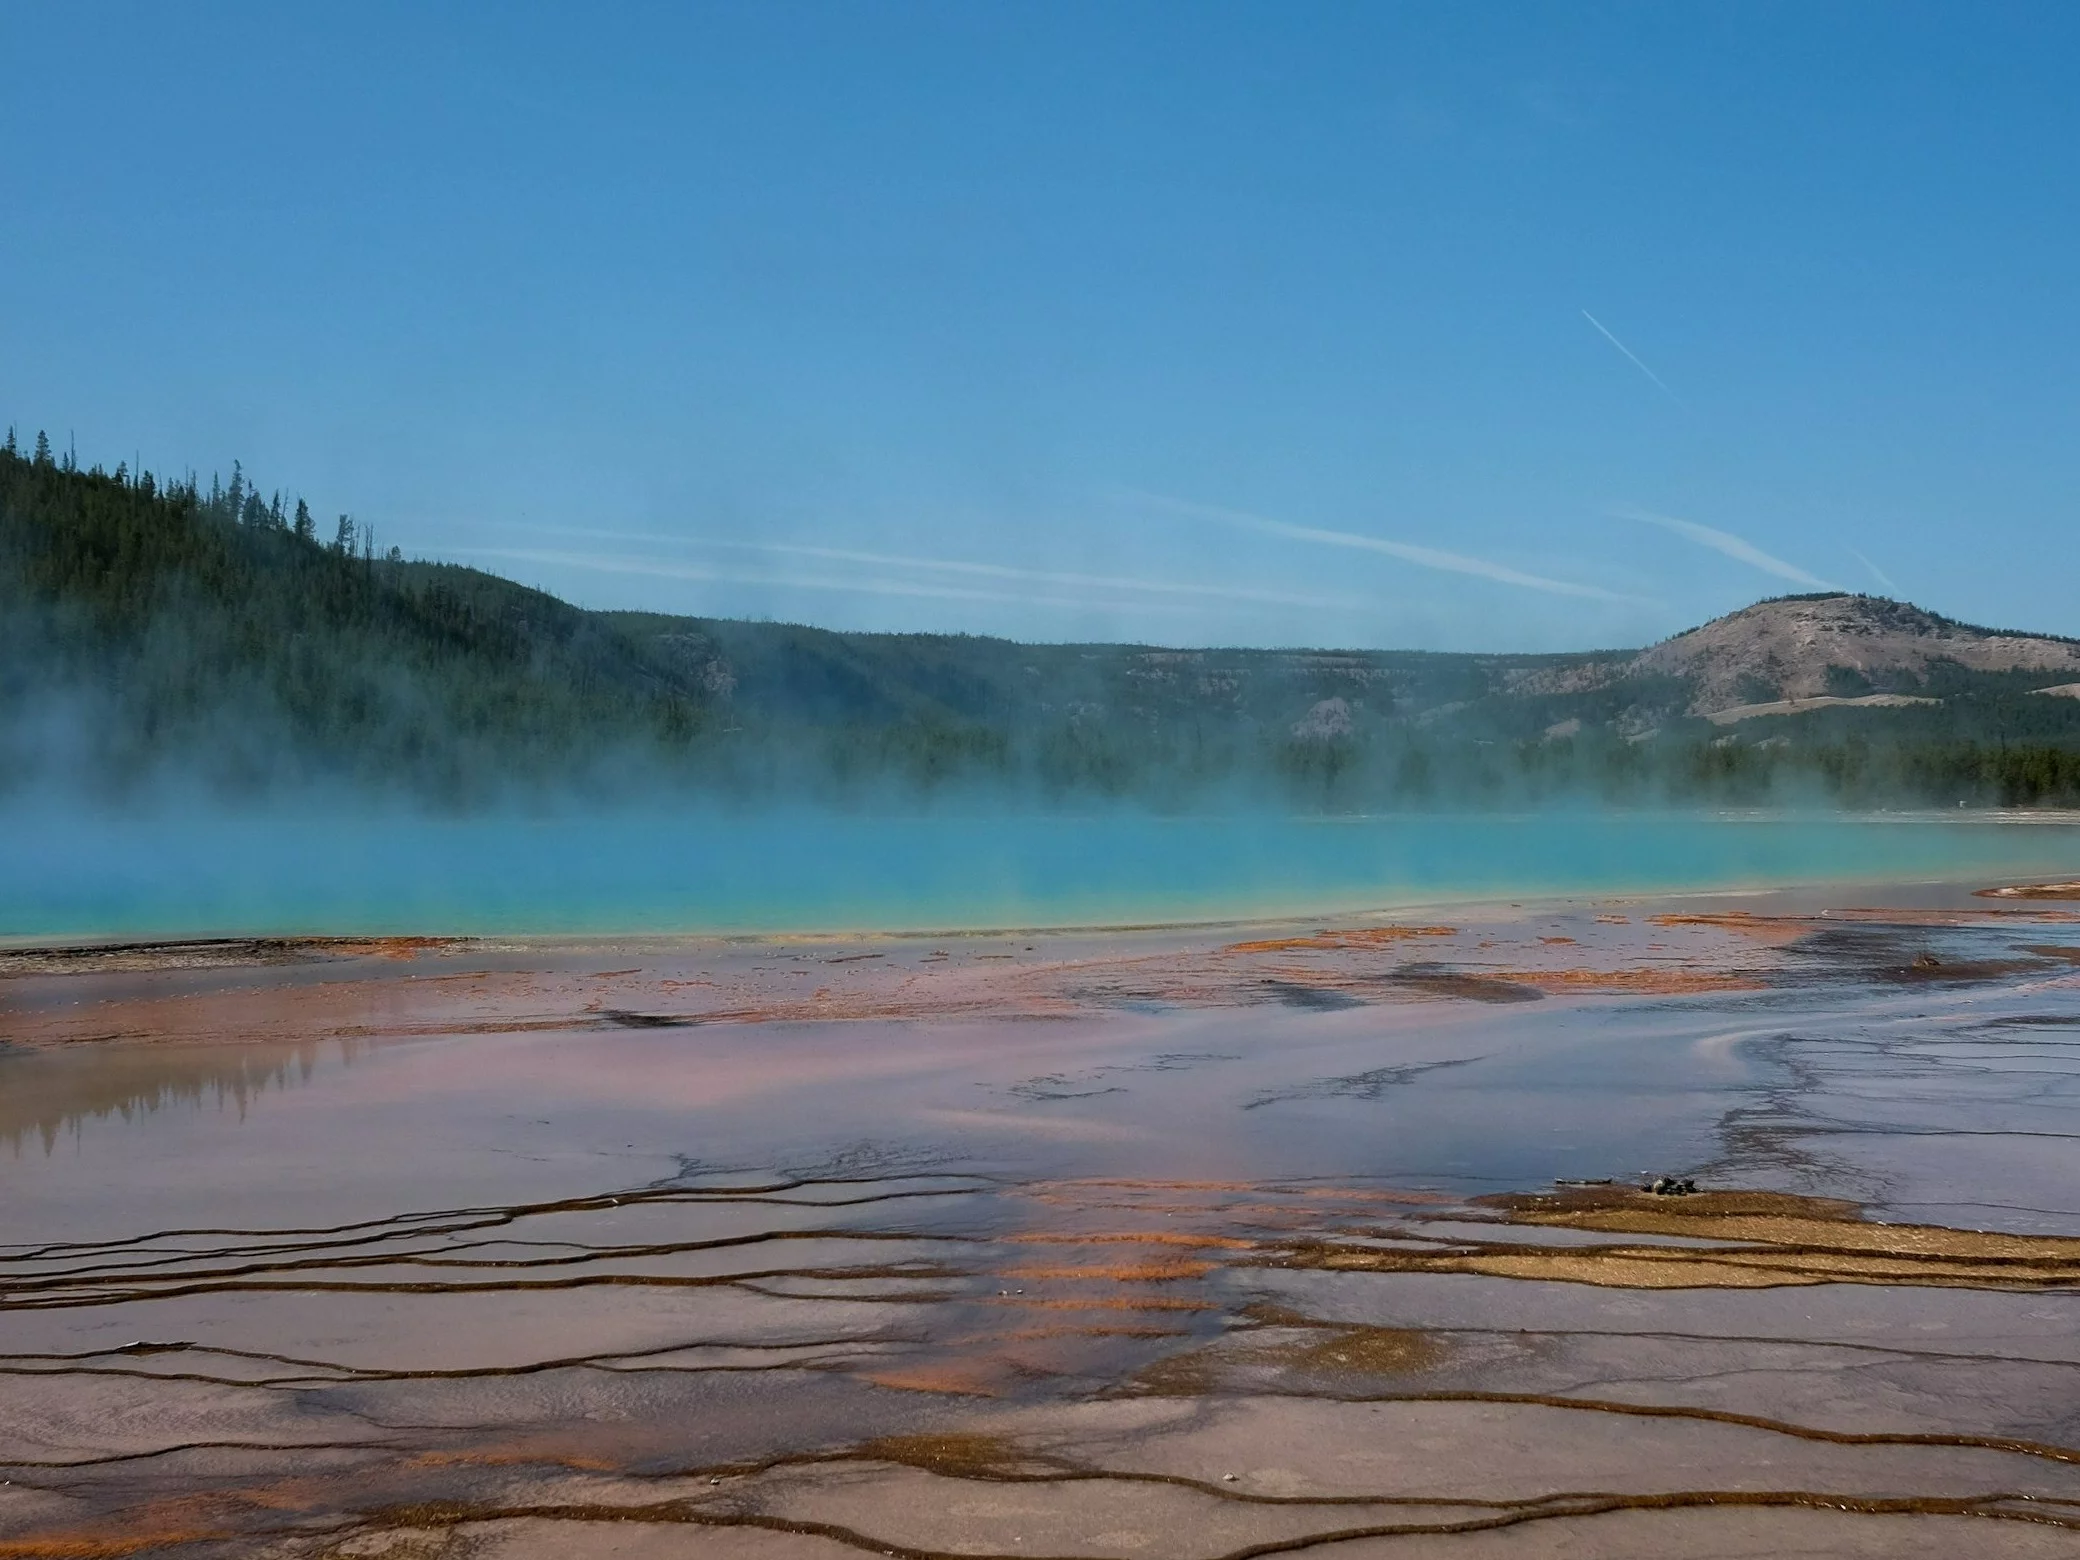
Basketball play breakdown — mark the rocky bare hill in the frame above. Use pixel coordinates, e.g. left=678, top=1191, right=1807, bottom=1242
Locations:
left=1502, top=594, right=2080, bottom=722
left=1632, top=595, right=2080, bottom=713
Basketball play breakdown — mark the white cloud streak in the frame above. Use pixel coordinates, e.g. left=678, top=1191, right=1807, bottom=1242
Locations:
left=445, top=523, right=1362, bottom=611
left=1133, top=493, right=1639, bottom=602
left=1580, top=310, right=1680, bottom=402
left=470, top=547, right=1253, bottom=616
left=1850, top=547, right=1900, bottom=596
left=1614, top=506, right=1842, bottom=591
left=750, top=542, right=1357, bottom=609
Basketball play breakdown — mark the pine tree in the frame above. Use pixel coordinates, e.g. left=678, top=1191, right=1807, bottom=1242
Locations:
left=333, top=514, right=356, bottom=554
left=227, top=461, right=245, bottom=521
left=33, top=430, right=51, bottom=466
left=3, top=427, right=15, bottom=456
left=293, top=498, right=316, bottom=542
left=114, top=461, right=129, bottom=485
left=269, top=491, right=285, bottom=529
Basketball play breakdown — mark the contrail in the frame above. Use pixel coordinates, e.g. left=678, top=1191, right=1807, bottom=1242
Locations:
left=1136, top=493, right=1639, bottom=603
left=1581, top=310, right=1680, bottom=402
left=1850, top=547, right=1900, bottom=596
left=1614, top=506, right=1841, bottom=591
left=470, top=546, right=1292, bottom=616
left=751, top=542, right=1358, bottom=610
left=450, top=523, right=1360, bottom=610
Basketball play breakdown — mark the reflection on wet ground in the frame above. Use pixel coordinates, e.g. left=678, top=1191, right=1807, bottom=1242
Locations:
left=6, top=884, right=2080, bottom=1555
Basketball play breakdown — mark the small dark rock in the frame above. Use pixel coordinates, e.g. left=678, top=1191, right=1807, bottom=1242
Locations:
left=601, top=1009, right=697, bottom=1029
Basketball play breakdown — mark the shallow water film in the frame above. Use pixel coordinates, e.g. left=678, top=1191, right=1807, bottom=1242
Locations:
left=9, top=882, right=2080, bottom=1556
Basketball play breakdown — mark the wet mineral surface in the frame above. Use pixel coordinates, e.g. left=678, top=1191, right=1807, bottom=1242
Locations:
left=6, top=882, right=2080, bottom=1556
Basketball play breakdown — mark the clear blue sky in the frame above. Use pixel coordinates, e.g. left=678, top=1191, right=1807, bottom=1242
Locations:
left=4, top=2, right=2076, bottom=651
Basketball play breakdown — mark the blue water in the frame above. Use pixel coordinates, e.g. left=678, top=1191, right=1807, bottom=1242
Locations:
left=7, top=809, right=2080, bottom=941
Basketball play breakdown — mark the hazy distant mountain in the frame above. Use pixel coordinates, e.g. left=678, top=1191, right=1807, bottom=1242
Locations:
left=5, top=440, right=2079, bottom=806
left=648, top=595, right=2080, bottom=738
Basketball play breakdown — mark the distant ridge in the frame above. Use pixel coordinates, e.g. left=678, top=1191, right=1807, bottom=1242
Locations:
left=6, top=439, right=2080, bottom=805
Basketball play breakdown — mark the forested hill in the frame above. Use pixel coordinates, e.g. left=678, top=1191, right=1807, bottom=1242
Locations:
left=5, top=435, right=2080, bottom=807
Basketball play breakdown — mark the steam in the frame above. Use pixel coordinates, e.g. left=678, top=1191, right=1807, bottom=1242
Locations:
left=8, top=432, right=2079, bottom=940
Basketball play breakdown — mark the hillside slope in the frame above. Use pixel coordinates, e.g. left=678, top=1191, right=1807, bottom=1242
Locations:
left=0, top=449, right=725, bottom=796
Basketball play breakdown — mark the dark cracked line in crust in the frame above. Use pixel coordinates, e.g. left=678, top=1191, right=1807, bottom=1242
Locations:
left=15, top=1384, right=2080, bottom=1478
left=190, top=1487, right=2080, bottom=1560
